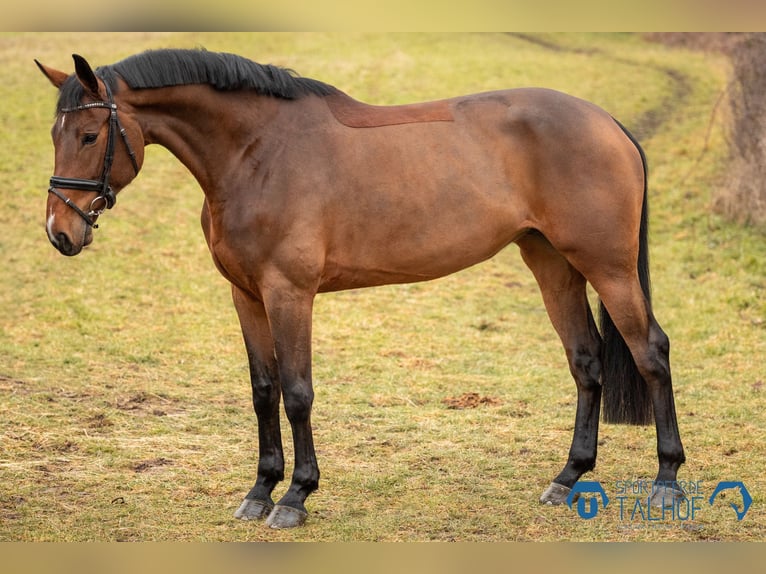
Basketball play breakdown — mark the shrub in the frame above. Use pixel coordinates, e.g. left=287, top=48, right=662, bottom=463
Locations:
left=645, top=33, right=766, bottom=227
left=718, top=33, right=766, bottom=226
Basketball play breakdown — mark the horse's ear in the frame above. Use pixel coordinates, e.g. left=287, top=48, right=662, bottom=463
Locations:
left=72, top=54, right=100, bottom=96
left=35, top=59, right=69, bottom=89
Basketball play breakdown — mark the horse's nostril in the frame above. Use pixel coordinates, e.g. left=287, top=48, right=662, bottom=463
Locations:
left=54, top=232, right=75, bottom=256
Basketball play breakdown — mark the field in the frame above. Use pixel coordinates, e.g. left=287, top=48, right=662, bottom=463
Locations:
left=1, top=32, right=764, bottom=542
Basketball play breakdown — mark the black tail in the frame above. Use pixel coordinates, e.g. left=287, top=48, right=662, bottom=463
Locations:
left=600, top=121, right=654, bottom=425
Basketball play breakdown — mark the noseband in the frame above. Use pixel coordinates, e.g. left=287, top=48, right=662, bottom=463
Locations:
left=48, top=82, right=140, bottom=228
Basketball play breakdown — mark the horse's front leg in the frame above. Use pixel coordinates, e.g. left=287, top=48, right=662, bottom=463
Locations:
left=260, top=280, right=319, bottom=529
left=231, top=286, right=286, bottom=521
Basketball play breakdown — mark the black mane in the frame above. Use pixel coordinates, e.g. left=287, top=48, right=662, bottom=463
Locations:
left=57, top=48, right=339, bottom=112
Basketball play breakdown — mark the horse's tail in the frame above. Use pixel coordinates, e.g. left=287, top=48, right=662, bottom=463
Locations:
left=599, top=120, right=654, bottom=425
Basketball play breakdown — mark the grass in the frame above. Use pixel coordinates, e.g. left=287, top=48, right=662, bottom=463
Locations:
left=1, top=32, right=764, bottom=541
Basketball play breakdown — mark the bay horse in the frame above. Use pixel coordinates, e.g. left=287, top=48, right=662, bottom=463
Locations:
left=36, top=49, right=685, bottom=529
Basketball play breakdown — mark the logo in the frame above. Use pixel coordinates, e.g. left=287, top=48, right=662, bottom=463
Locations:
left=709, top=481, right=752, bottom=521
left=566, top=481, right=609, bottom=519
left=565, top=479, right=752, bottom=528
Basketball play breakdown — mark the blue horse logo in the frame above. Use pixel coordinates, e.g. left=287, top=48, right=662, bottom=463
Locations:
left=709, top=481, right=752, bottom=521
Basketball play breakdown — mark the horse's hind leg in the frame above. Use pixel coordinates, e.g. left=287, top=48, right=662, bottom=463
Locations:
left=517, top=232, right=603, bottom=505
left=231, top=286, right=286, bottom=521
left=590, top=274, right=685, bottom=505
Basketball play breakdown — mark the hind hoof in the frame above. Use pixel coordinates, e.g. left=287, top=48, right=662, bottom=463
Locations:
left=234, top=498, right=274, bottom=520
left=540, top=482, right=573, bottom=505
left=265, top=504, right=308, bottom=529
left=650, top=485, right=685, bottom=508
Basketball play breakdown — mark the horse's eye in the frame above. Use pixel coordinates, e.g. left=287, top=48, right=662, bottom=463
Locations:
left=81, top=133, right=98, bottom=146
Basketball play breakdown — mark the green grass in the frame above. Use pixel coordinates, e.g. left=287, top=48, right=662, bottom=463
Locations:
left=1, top=33, right=764, bottom=541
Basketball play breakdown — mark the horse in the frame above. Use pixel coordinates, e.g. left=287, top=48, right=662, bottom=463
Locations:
left=36, top=49, right=685, bottom=529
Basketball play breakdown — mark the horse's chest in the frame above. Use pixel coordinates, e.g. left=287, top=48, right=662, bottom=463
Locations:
left=201, top=202, right=260, bottom=292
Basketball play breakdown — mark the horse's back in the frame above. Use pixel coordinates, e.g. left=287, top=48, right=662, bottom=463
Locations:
left=259, top=88, right=644, bottom=292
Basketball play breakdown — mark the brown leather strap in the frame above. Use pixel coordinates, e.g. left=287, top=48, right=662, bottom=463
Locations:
left=325, top=92, right=454, bottom=128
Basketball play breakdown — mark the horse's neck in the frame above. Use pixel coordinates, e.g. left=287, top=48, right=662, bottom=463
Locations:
left=128, top=86, right=282, bottom=193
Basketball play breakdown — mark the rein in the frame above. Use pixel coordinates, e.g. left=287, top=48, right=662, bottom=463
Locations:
left=48, top=82, right=140, bottom=228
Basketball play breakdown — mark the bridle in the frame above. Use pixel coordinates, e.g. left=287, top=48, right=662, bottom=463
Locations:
left=48, top=81, right=140, bottom=229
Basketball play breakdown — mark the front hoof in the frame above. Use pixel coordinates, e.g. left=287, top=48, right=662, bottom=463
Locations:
left=265, top=504, right=308, bottom=529
left=540, top=482, right=573, bottom=505
left=234, top=498, right=274, bottom=520
left=650, top=485, right=685, bottom=508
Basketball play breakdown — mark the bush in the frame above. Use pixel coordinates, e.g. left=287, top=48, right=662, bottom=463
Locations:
left=646, top=33, right=766, bottom=227
left=718, top=33, right=766, bottom=226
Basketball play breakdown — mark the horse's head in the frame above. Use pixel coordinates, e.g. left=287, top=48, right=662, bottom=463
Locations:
left=37, top=54, right=144, bottom=256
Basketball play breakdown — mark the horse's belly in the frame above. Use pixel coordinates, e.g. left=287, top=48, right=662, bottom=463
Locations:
left=319, top=206, right=526, bottom=292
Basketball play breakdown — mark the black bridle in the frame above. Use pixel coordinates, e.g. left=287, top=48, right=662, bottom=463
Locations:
left=48, top=81, right=140, bottom=229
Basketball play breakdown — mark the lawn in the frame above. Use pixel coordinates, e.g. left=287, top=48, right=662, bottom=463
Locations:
left=0, top=32, right=764, bottom=541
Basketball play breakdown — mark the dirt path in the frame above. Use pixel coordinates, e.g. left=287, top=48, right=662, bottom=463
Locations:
left=506, top=33, right=693, bottom=142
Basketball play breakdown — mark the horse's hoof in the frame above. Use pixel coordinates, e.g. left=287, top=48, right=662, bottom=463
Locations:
left=650, top=485, right=685, bottom=508
left=265, top=504, right=308, bottom=529
left=234, top=498, right=274, bottom=520
left=540, top=482, right=573, bottom=505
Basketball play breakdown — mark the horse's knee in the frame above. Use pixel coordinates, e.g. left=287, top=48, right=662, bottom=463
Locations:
left=250, top=374, right=281, bottom=417
left=282, top=381, right=314, bottom=423
left=251, top=372, right=278, bottom=398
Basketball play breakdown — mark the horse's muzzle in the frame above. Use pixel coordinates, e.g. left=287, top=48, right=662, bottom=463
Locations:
left=47, top=225, right=92, bottom=257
